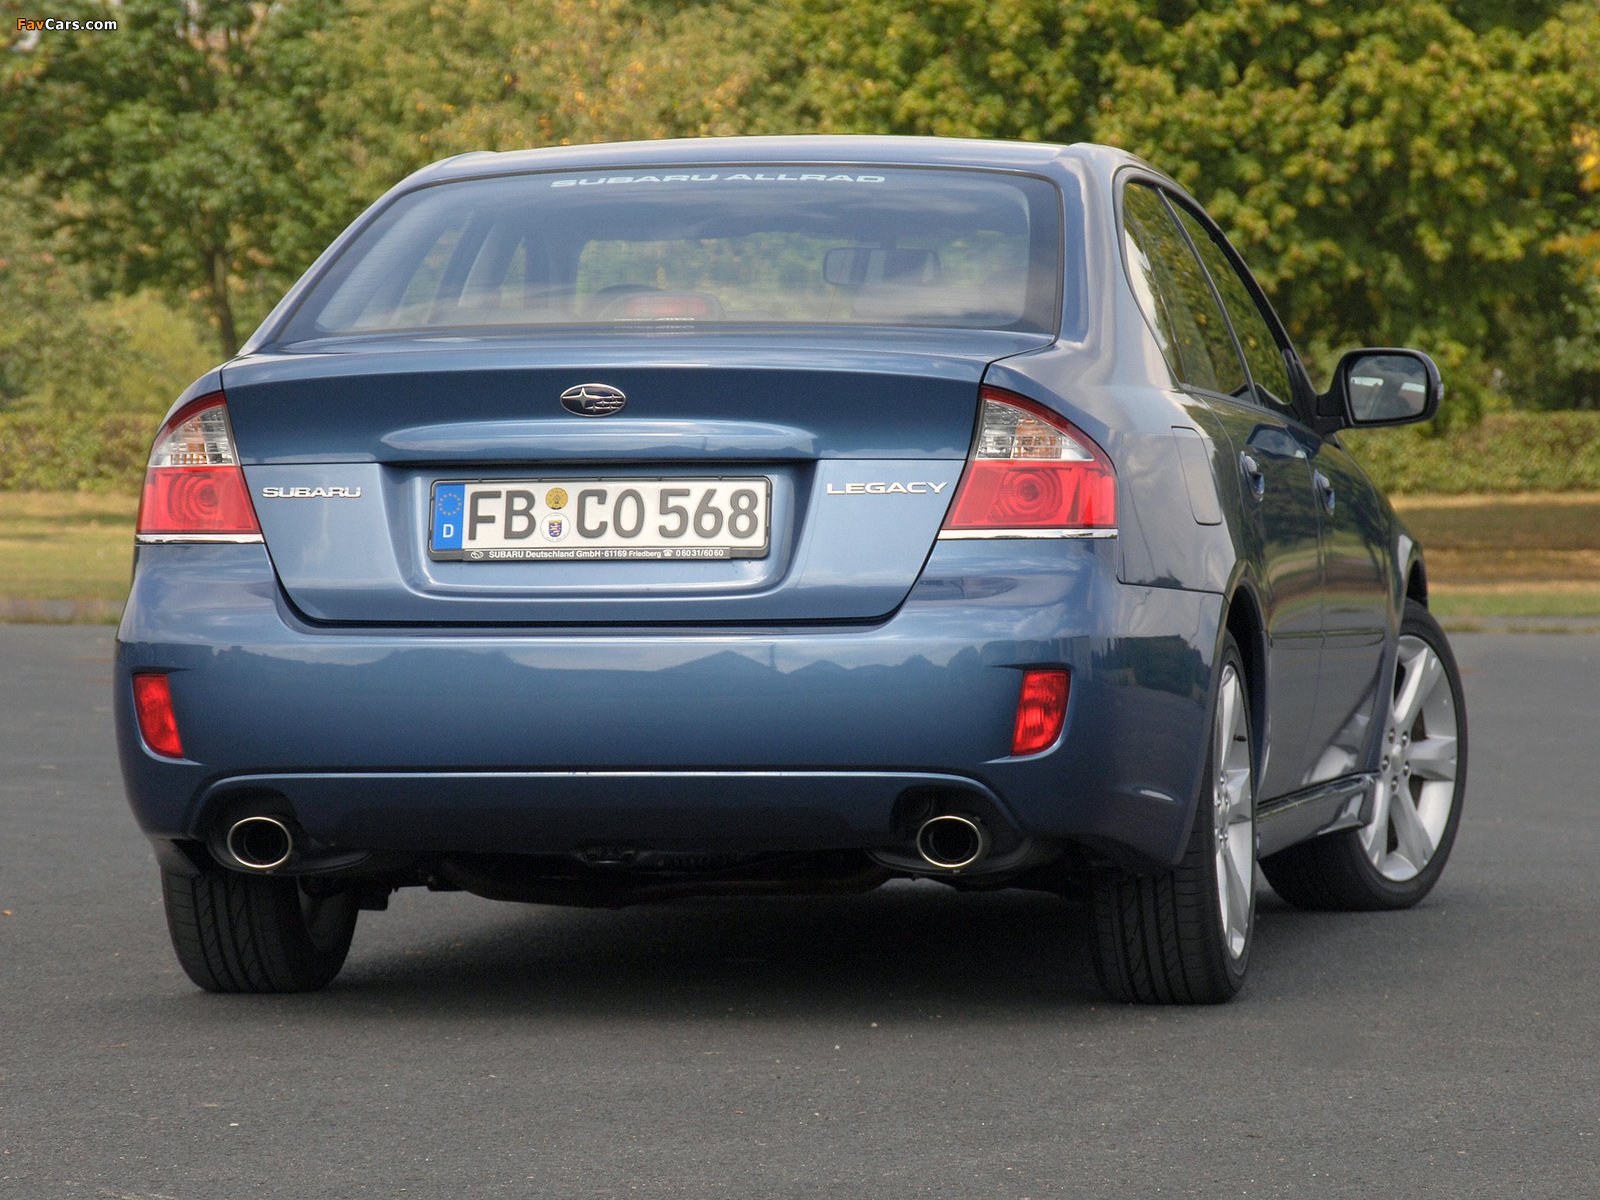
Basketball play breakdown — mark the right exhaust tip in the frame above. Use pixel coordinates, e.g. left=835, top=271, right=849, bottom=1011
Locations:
left=225, top=815, right=294, bottom=872
left=914, top=814, right=990, bottom=872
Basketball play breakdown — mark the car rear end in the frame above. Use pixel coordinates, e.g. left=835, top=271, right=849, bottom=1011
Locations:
left=116, top=146, right=1216, bottom=937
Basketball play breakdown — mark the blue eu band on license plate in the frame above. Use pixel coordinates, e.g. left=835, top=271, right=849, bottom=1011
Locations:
left=429, top=478, right=771, bottom=562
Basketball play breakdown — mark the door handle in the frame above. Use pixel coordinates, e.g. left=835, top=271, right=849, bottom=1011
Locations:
left=1239, top=452, right=1265, bottom=499
left=1314, top=469, right=1336, bottom=514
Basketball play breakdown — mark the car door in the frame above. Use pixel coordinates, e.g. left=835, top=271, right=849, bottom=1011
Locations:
left=1166, top=199, right=1391, bottom=784
left=1296, top=436, right=1394, bottom=776
left=1120, top=180, right=1325, bottom=801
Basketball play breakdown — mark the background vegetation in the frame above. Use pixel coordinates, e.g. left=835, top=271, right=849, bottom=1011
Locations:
left=2, top=0, right=1599, bottom=495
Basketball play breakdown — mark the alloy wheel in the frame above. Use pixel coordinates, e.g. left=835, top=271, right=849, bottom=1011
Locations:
left=1212, top=663, right=1254, bottom=959
left=1362, top=633, right=1461, bottom=881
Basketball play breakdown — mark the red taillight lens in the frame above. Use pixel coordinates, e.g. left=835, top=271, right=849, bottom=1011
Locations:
left=136, top=393, right=260, bottom=538
left=1012, top=669, right=1069, bottom=756
left=132, top=673, right=185, bottom=758
left=140, top=466, right=260, bottom=535
left=944, top=388, right=1115, bottom=531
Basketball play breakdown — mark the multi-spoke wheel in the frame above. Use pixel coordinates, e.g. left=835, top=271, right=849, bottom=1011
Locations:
left=1212, top=662, right=1255, bottom=960
left=1089, top=634, right=1256, bottom=1004
left=1262, top=599, right=1467, bottom=910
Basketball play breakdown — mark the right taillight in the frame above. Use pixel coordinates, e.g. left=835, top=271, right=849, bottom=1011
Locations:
left=136, top=392, right=261, bottom=541
left=942, top=387, right=1115, bottom=535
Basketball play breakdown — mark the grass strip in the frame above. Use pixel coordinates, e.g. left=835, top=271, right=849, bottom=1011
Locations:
left=0, top=492, right=135, bottom=609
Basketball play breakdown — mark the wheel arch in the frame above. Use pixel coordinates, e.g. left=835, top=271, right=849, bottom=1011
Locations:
left=1221, top=574, right=1268, bottom=778
left=1405, top=553, right=1428, bottom=609
left=1392, top=519, right=1426, bottom=615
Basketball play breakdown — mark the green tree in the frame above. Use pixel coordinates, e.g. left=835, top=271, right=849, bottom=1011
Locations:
left=2, top=0, right=763, bottom=371
left=1089, top=1, right=1600, bottom=413
left=762, top=0, right=1600, bottom=411
left=2, top=1, right=351, bottom=357
left=0, top=188, right=120, bottom=411
left=321, top=0, right=759, bottom=199
left=0, top=189, right=213, bottom=489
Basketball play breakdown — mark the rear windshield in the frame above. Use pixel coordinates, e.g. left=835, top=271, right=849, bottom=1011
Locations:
left=278, top=167, right=1064, bottom=340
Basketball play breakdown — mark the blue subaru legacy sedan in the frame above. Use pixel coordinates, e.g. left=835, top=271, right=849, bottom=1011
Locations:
left=116, top=136, right=1467, bottom=1003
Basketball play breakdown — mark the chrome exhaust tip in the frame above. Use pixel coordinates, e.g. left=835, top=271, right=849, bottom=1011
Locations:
left=225, top=815, right=294, bottom=872
left=914, top=814, right=990, bottom=871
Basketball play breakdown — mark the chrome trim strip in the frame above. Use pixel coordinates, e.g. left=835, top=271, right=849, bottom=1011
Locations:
left=207, top=768, right=1001, bottom=786
left=1255, top=772, right=1375, bottom=859
left=937, top=528, right=1118, bottom=540
left=136, top=534, right=265, bottom=545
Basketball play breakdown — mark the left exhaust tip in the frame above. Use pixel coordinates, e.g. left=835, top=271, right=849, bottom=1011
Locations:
left=225, top=815, right=294, bottom=872
left=914, top=814, right=990, bottom=871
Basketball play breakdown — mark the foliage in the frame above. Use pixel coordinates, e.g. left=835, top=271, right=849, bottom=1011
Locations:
left=0, top=191, right=212, bottom=489
left=763, top=0, right=1600, bottom=415
left=1541, top=126, right=1600, bottom=410
left=1, top=0, right=761, bottom=359
left=320, top=0, right=760, bottom=199
left=1, top=0, right=351, bottom=356
left=1343, top=411, right=1600, bottom=495
left=0, top=187, right=122, bottom=409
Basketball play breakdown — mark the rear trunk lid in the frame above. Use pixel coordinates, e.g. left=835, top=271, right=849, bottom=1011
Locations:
left=221, top=330, right=1042, bottom=625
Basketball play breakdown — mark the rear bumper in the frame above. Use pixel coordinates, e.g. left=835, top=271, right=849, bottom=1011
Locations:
left=116, top=539, right=1222, bottom=871
left=189, top=770, right=1009, bottom=857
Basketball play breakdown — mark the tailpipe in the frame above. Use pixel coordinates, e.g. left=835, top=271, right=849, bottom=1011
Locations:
left=224, top=815, right=295, bottom=872
left=914, top=814, right=990, bottom=871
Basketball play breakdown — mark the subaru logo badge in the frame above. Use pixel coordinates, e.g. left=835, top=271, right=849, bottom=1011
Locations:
left=560, top=383, right=627, bottom=417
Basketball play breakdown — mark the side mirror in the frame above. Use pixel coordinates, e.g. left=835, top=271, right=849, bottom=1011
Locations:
left=1320, top=348, right=1442, bottom=429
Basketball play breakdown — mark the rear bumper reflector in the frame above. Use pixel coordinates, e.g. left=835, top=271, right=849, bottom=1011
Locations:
left=132, top=673, right=185, bottom=759
left=1012, top=669, right=1070, bottom=757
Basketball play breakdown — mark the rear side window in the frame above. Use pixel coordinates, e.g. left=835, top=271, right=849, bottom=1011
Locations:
left=281, top=168, right=1066, bottom=340
left=1169, top=202, right=1297, bottom=410
left=1121, top=182, right=1247, bottom=397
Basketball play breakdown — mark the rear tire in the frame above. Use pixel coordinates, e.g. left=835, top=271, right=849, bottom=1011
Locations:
left=1088, top=635, right=1256, bottom=1004
left=162, top=865, right=359, bottom=993
left=1262, top=600, right=1466, bottom=911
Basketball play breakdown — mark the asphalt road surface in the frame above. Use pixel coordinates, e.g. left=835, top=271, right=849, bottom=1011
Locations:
left=2, top=625, right=1596, bottom=1199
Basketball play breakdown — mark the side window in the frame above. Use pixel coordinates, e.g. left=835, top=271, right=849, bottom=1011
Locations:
left=1170, top=202, right=1296, bottom=411
left=1121, top=182, right=1248, bottom=397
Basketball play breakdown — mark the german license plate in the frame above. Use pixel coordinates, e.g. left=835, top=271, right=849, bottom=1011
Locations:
left=430, top=478, right=771, bottom=561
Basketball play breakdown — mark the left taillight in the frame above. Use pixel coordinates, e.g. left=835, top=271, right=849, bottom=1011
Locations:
left=136, top=392, right=261, bottom=541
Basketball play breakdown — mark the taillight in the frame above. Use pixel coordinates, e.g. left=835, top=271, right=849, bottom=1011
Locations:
left=942, top=387, right=1115, bottom=534
left=1012, top=669, right=1070, bottom=756
left=132, top=673, right=185, bottom=758
left=136, top=392, right=261, bottom=541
